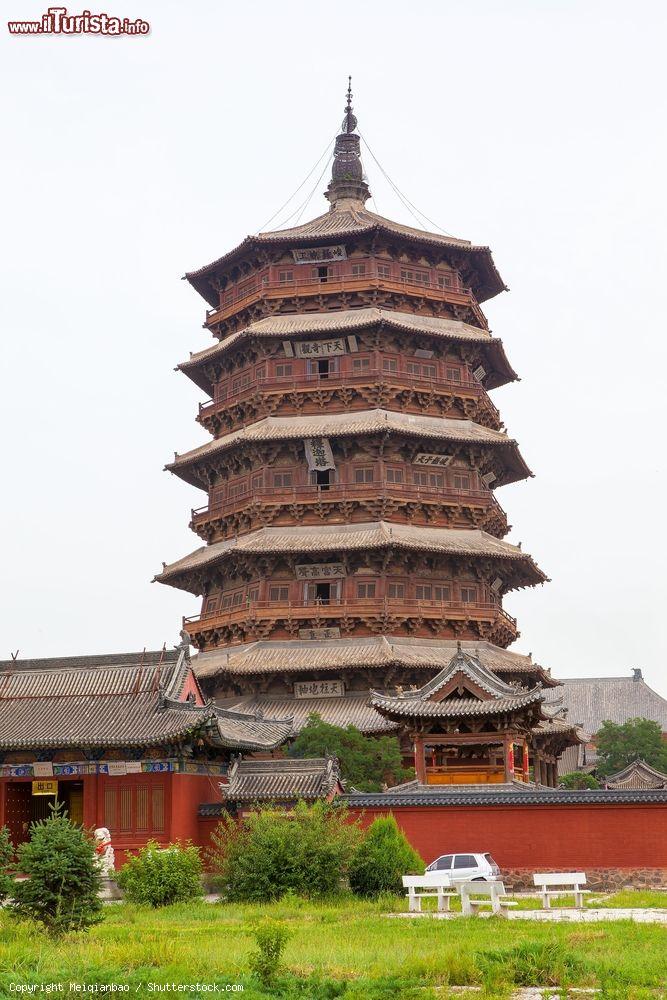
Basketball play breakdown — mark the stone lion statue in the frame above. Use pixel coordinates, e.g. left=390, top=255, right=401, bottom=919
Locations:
left=94, top=827, right=115, bottom=876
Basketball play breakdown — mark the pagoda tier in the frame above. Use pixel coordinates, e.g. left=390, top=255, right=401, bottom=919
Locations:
left=158, top=85, right=554, bottom=747
left=370, top=647, right=585, bottom=787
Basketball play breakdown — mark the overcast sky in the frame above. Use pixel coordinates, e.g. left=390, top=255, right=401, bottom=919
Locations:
left=2, top=0, right=666, bottom=694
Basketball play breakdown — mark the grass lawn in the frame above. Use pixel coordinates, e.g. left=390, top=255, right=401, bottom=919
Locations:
left=0, top=895, right=665, bottom=999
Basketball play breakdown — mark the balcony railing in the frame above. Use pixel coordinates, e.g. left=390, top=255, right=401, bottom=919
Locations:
left=205, top=273, right=487, bottom=329
left=191, top=480, right=506, bottom=527
left=184, top=597, right=517, bottom=633
left=198, top=366, right=500, bottom=425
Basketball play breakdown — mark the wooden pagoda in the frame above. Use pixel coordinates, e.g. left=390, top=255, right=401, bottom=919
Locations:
left=156, top=84, right=583, bottom=775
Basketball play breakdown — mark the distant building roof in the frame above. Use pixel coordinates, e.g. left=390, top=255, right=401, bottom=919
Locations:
left=0, top=649, right=292, bottom=751
left=220, top=754, right=344, bottom=804
left=559, top=671, right=667, bottom=733
left=605, top=759, right=667, bottom=790
left=220, top=692, right=396, bottom=734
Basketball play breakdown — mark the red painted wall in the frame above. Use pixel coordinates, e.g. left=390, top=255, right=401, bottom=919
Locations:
left=347, top=803, right=667, bottom=870
left=171, top=775, right=222, bottom=845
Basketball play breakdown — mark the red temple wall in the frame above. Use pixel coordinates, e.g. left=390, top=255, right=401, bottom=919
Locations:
left=345, top=802, right=667, bottom=889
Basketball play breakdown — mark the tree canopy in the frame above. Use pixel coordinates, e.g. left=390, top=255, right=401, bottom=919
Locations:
left=595, top=717, right=667, bottom=778
left=559, top=771, right=599, bottom=789
left=289, top=714, right=414, bottom=792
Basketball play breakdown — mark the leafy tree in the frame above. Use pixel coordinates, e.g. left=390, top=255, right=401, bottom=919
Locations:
left=559, top=772, right=600, bottom=789
left=595, top=717, right=667, bottom=778
left=0, top=826, right=14, bottom=903
left=116, top=841, right=203, bottom=907
left=11, top=801, right=103, bottom=936
left=289, top=714, right=414, bottom=792
left=349, top=815, right=423, bottom=896
left=208, top=800, right=360, bottom=901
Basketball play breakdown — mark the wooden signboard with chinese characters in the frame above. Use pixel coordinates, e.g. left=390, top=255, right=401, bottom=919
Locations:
left=295, top=680, right=345, bottom=699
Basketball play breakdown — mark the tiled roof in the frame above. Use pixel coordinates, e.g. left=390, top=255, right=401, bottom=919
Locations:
left=0, top=651, right=292, bottom=751
left=220, top=692, right=396, bottom=734
left=341, top=788, right=667, bottom=807
left=605, top=759, right=667, bottom=790
left=370, top=687, right=544, bottom=719
left=220, top=755, right=343, bottom=802
left=185, top=206, right=505, bottom=306
left=167, top=408, right=530, bottom=488
left=156, top=521, right=545, bottom=591
left=193, top=637, right=558, bottom=687
left=178, top=309, right=517, bottom=392
left=559, top=672, right=667, bottom=732
left=407, top=646, right=518, bottom=700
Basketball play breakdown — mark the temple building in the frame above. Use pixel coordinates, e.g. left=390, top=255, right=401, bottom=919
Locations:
left=371, top=646, right=586, bottom=787
left=156, top=83, right=583, bottom=777
left=0, top=641, right=291, bottom=859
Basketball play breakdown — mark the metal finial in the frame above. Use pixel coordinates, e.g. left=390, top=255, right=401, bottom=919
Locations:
left=342, top=76, right=357, bottom=134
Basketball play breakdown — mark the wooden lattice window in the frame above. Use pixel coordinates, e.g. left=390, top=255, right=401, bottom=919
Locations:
left=385, top=467, right=404, bottom=484
left=356, top=581, right=376, bottom=599
left=460, top=586, right=478, bottom=604
left=446, top=366, right=462, bottom=382
left=136, top=785, right=149, bottom=832
left=352, top=357, right=371, bottom=372
left=453, top=473, right=471, bottom=490
left=351, top=262, right=367, bottom=277
left=273, top=471, right=293, bottom=488
left=382, top=357, right=398, bottom=372
left=269, top=585, right=290, bottom=602
left=354, top=467, right=374, bottom=484
left=275, top=363, right=293, bottom=378
left=388, top=582, right=405, bottom=599
left=376, top=263, right=391, bottom=279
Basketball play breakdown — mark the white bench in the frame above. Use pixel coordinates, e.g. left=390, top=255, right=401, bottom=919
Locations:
left=402, top=874, right=458, bottom=912
left=533, top=872, right=590, bottom=909
left=459, top=880, right=518, bottom=917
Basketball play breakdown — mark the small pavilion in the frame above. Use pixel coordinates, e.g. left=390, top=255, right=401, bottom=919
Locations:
left=370, top=646, right=585, bottom=787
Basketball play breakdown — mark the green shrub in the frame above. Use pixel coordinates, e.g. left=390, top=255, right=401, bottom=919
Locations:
left=349, top=815, right=423, bottom=896
left=10, top=800, right=103, bottom=936
left=560, top=771, right=600, bottom=789
left=247, top=918, right=291, bottom=987
left=208, top=800, right=360, bottom=901
left=116, top=840, right=203, bottom=907
left=0, top=825, right=14, bottom=903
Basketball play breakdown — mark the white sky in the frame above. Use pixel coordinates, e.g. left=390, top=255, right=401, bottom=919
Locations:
left=1, top=0, right=666, bottom=695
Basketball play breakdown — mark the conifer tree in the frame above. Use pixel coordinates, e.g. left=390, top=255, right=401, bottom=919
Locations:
left=11, top=801, right=103, bottom=936
left=0, top=826, right=14, bottom=903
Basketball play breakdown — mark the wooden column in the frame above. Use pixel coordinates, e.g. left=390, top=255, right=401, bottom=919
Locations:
left=414, top=737, right=427, bottom=784
left=533, top=753, right=542, bottom=786
left=503, top=737, right=515, bottom=782
left=522, top=740, right=530, bottom=783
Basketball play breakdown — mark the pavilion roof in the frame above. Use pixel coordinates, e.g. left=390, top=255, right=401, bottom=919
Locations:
left=605, top=759, right=667, bottom=790
left=220, top=755, right=344, bottom=803
left=167, top=408, right=531, bottom=489
left=0, top=649, right=292, bottom=751
left=370, top=688, right=543, bottom=719
left=185, top=204, right=505, bottom=307
left=369, top=646, right=545, bottom=722
left=178, top=308, right=517, bottom=392
left=193, top=636, right=558, bottom=687
left=156, top=521, right=546, bottom=594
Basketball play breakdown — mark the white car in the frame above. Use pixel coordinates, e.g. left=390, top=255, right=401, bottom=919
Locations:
left=425, top=852, right=500, bottom=881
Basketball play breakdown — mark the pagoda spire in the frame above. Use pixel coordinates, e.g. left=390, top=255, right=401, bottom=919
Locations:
left=325, top=77, right=371, bottom=210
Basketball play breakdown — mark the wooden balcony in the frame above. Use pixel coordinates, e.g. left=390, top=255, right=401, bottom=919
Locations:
left=205, top=273, right=488, bottom=331
left=183, top=597, right=518, bottom=649
left=198, top=367, right=501, bottom=432
left=190, top=481, right=508, bottom=540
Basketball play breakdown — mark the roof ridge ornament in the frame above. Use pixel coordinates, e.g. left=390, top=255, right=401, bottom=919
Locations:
left=325, top=78, right=371, bottom=210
